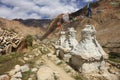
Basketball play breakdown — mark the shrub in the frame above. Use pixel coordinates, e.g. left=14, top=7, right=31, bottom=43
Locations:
left=26, top=35, right=33, bottom=47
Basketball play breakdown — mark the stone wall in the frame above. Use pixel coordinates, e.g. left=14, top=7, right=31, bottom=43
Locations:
left=0, top=28, right=24, bottom=55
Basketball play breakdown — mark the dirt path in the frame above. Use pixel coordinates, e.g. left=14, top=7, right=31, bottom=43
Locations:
left=41, top=55, right=75, bottom=80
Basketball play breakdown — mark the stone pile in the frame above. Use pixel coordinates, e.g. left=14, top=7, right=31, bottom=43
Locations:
left=0, top=28, right=23, bottom=54
left=7, top=64, right=31, bottom=80
left=9, top=64, right=29, bottom=80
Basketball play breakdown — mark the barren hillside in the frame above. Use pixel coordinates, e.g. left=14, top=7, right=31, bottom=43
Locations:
left=0, top=18, right=44, bottom=37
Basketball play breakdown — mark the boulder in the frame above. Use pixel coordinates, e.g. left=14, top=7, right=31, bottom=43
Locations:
left=37, top=65, right=59, bottom=80
left=10, top=77, right=21, bottom=80
left=28, top=78, right=32, bottom=80
left=23, top=57, right=29, bottom=61
left=20, top=64, right=30, bottom=72
left=15, top=65, right=21, bottom=72
left=0, top=74, right=9, bottom=80
left=9, top=69, right=16, bottom=76
left=12, top=72, right=22, bottom=78
left=32, top=48, right=42, bottom=56
left=31, top=68, right=38, bottom=72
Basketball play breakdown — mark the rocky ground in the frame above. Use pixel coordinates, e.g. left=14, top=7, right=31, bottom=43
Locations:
left=0, top=39, right=86, bottom=80
left=0, top=37, right=119, bottom=80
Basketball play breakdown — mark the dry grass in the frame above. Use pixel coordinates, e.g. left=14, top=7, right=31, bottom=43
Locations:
left=0, top=53, right=24, bottom=74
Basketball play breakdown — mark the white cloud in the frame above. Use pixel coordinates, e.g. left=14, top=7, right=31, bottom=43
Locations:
left=0, top=0, right=81, bottom=19
left=0, top=6, right=11, bottom=17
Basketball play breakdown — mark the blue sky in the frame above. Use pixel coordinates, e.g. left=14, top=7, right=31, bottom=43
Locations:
left=0, top=0, right=96, bottom=19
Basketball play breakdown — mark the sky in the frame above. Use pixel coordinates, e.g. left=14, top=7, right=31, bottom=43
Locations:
left=0, top=0, right=96, bottom=19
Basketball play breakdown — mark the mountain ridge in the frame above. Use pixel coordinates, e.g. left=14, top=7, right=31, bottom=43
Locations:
left=13, top=19, right=51, bottom=28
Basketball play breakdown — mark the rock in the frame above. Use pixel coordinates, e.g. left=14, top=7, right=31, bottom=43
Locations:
left=102, top=72, right=119, bottom=80
left=20, top=64, right=30, bottom=72
left=37, top=65, right=59, bottom=80
left=31, top=68, right=38, bottom=72
left=15, top=65, right=21, bottom=72
left=18, top=78, right=22, bottom=80
left=55, top=60, right=62, bottom=65
left=18, top=58, right=25, bottom=63
left=23, top=57, right=29, bottom=61
left=29, top=74, right=36, bottom=80
left=10, top=77, right=21, bottom=80
left=35, top=53, right=39, bottom=57
left=108, top=66, right=119, bottom=75
left=35, top=60, right=45, bottom=67
left=63, top=54, right=72, bottom=62
left=28, top=78, right=32, bottom=80
left=64, top=65, right=73, bottom=73
left=47, top=53, right=53, bottom=58
left=13, top=72, right=22, bottom=78
left=32, top=48, right=42, bottom=56
left=0, top=74, right=9, bottom=80
left=9, top=69, right=16, bottom=76
left=28, top=55, right=34, bottom=58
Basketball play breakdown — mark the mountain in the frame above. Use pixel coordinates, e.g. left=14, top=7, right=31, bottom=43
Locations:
left=0, top=18, right=45, bottom=36
left=14, top=19, right=51, bottom=28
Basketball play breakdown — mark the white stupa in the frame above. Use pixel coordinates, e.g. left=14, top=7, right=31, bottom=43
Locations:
left=64, top=27, right=78, bottom=51
left=56, top=31, right=66, bottom=47
left=55, top=27, right=78, bottom=62
left=70, top=25, right=108, bottom=73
